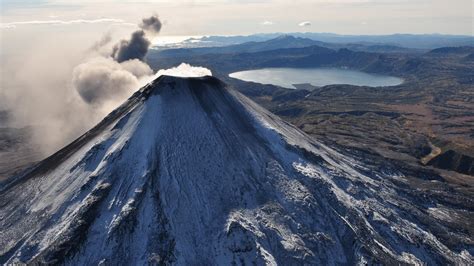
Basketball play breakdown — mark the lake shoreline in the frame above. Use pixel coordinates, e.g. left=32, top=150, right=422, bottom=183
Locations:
left=229, top=67, right=404, bottom=89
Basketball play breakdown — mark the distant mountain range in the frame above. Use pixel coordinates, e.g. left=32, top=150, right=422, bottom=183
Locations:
left=156, top=35, right=420, bottom=59
left=162, top=33, right=474, bottom=50
left=149, top=35, right=474, bottom=82
left=428, top=46, right=474, bottom=55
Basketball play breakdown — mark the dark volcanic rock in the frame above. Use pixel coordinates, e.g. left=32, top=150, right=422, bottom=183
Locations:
left=428, top=150, right=474, bottom=176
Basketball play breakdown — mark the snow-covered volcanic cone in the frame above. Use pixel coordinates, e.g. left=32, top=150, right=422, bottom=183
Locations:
left=0, top=76, right=472, bottom=265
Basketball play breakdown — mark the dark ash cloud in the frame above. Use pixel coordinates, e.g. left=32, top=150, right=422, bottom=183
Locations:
left=111, top=15, right=162, bottom=63
left=139, top=15, right=162, bottom=34
left=111, top=30, right=150, bottom=63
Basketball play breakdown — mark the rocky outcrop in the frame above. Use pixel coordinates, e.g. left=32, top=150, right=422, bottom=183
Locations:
left=428, top=150, right=474, bottom=176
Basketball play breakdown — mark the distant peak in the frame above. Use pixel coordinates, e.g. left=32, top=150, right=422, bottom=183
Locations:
left=274, top=34, right=296, bottom=40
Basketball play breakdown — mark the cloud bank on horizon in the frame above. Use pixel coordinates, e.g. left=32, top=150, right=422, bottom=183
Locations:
left=0, top=0, right=471, bottom=35
left=0, top=18, right=135, bottom=29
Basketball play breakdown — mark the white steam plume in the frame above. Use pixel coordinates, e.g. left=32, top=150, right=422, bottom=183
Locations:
left=154, top=63, right=212, bottom=78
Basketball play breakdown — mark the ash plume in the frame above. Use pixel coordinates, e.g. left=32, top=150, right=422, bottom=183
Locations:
left=73, top=57, right=152, bottom=105
left=111, top=15, right=162, bottom=63
left=2, top=13, right=210, bottom=156
left=1, top=14, right=162, bottom=155
left=78, top=15, right=163, bottom=106
left=111, top=30, right=150, bottom=63
left=89, top=32, right=112, bottom=53
left=139, top=15, right=162, bottom=35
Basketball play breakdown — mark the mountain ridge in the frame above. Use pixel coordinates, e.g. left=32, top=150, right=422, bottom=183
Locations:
left=178, top=33, right=474, bottom=49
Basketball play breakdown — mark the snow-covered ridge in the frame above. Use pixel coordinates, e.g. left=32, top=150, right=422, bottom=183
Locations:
left=0, top=75, right=472, bottom=265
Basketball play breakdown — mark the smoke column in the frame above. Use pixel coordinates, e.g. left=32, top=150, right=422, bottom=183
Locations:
left=111, top=15, right=162, bottom=63
left=1, top=15, right=162, bottom=156
left=2, top=14, right=210, bottom=157
left=73, top=15, right=162, bottom=114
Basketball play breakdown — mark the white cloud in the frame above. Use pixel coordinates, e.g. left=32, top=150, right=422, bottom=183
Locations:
left=1, top=24, right=16, bottom=29
left=0, top=18, right=133, bottom=29
left=261, top=21, right=273, bottom=26
left=155, top=63, right=212, bottom=78
left=298, top=21, right=311, bottom=27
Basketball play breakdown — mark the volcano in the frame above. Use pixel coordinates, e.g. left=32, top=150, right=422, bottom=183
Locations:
left=0, top=75, right=472, bottom=265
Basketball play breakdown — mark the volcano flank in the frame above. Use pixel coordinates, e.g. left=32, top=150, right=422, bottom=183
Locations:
left=0, top=75, right=472, bottom=265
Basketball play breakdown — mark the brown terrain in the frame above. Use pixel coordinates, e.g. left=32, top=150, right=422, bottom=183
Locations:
left=197, top=46, right=474, bottom=185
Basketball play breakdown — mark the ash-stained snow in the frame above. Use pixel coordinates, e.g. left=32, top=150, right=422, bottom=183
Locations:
left=0, top=75, right=472, bottom=265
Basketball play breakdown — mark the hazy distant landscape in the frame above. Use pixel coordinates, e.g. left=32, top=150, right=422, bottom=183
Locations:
left=159, top=33, right=474, bottom=50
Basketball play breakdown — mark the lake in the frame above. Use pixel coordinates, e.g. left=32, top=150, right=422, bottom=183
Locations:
left=228, top=68, right=403, bottom=89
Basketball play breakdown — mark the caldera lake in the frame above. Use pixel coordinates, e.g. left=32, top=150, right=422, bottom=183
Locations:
left=229, top=67, right=403, bottom=89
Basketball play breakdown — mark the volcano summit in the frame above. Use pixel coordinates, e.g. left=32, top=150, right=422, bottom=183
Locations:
left=0, top=76, right=472, bottom=265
